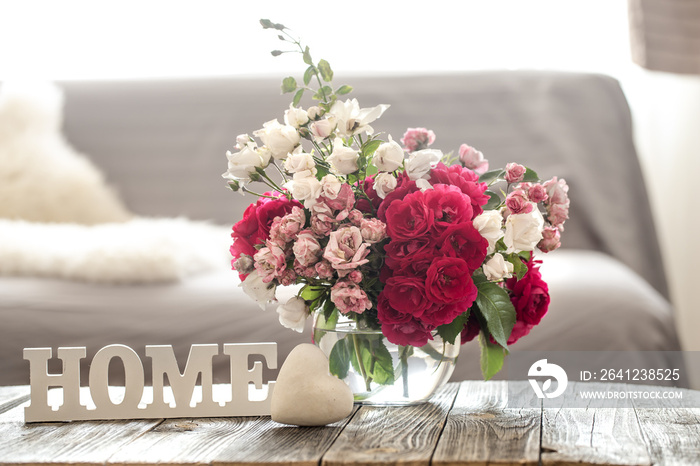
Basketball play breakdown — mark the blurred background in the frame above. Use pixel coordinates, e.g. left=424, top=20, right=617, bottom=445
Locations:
left=1, top=0, right=698, bottom=385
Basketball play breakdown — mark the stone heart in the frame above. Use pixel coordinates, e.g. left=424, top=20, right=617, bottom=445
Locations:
left=271, top=343, right=354, bottom=426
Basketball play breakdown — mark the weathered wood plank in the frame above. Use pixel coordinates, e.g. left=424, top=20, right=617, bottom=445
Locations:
left=0, top=385, right=30, bottom=415
left=432, top=380, right=540, bottom=466
left=321, top=383, right=459, bottom=466
left=108, top=407, right=358, bottom=466
left=541, top=382, right=652, bottom=466
left=633, top=386, right=700, bottom=466
left=0, top=400, right=162, bottom=466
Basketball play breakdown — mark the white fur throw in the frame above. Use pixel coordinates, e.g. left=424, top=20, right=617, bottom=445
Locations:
left=0, top=82, right=131, bottom=224
left=0, top=218, right=232, bottom=284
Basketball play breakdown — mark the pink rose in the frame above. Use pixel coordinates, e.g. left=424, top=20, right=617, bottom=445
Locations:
left=292, top=229, right=323, bottom=267
left=547, top=203, right=569, bottom=227
left=269, top=206, right=306, bottom=245
left=543, top=177, right=569, bottom=206
left=331, top=280, right=372, bottom=315
left=348, top=270, right=363, bottom=283
left=322, top=226, right=370, bottom=273
left=401, top=127, right=436, bottom=152
left=538, top=226, right=561, bottom=253
left=322, top=183, right=355, bottom=212
left=458, top=144, right=489, bottom=174
left=505, top=191, right=534, bottom=215
left=504, top=163, right=526, bottom=183
left=294, top=261, right=317, bottom=279
left=348, top=209, right=364, bottom=226
left=253, top=243, right=288, bottom=283
left=360, top=218, right=387, bottom=243
left=315, top=260, right=334, bottom=279
left=425, top=257, right=478, bottom=305
left=278, top=268, right=297, bottom=286
left=526, top=183, right=548, bottom=203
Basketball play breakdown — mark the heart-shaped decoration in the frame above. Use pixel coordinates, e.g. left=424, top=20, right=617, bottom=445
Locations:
left=271, top=343, right=354, bottom=426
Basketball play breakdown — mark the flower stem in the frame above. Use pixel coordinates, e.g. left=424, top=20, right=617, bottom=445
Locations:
left=352, top=333, right=372, bottom=392
left=400, top=346, right=410, bottom=398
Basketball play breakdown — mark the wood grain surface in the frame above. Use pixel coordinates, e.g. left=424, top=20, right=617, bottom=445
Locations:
left=1, top=381, right=699, bottom=466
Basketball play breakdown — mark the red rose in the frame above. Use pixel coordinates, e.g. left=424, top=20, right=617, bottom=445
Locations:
left=382, top=275, right=432, bottom=317
left=429, top=163, right=489, bottom=218
left=460, top=312, right=481, bottom=344
left=377, top=173, right=419, bottom=222
left=505, top=259, right=550, bottom=327
left=384, top=190, right=433, bottom=241
left=230, top=193, right=301, bottom=279
left=384, top=237, right=437, bottom=270
left=356, top=176, right=383, bottom=214
left=424, top=184, right=473, bottom=233
left=437, top=222, right=488, bottom=272
left=420, top=301, right=469, bottom=327
left=425, top=257, right=478, bottom=305
left=506, top=321, right=533, bottom=345
left=388, top=250, right=437, bottom=278
left=377, top=291, right=435, bottom=347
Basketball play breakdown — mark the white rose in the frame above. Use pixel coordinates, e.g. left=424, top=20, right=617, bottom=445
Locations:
left=276, top=296, right=308, bottom=333
left=240, top=271, right=276, bottom=309
left=405, top=149, right=442, bottom=180
left=222, top=144, right=268, bottom=181
left=285, top=176, right=322, bottom=207
left=415, top=179, right=433, bottom=191
left=373, top=172, right=397, bottom=199
left=284, top=152, right=316, bottom=178
left=235, top=133, right=251, bottom=150
left=284, top=104, right=309, bottom=129
left=483, top=253, right=514, bottom=281
left=320, top=174, right=342, bottom=199
left=329, top=98, right=389, bottom=137
left=504, top=208, right=545, bottom=253
left=373, top=138, right=405, bottom=172
left=473, top=210, right=504, bottom=254
left=253, top=119, right=300, bottom=160
left=327, top=139, right=360, bottom=175
left=309, top=116, right=336, bottom=142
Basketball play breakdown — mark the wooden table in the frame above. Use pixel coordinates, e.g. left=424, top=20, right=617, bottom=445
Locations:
left=1, top=381, right=699, bottom=466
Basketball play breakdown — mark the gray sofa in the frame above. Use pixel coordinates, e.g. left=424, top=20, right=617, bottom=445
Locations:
left=0, top=71, right=682, bottom=386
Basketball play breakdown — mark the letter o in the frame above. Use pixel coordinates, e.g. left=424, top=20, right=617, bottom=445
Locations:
left=89, top=345, right=144, bottom=410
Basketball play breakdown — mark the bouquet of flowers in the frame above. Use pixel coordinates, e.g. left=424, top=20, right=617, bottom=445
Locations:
left=224, top=20, right=570, bottom=387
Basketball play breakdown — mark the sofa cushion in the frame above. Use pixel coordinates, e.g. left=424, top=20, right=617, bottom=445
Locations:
left=0, top=82, right=130, bottom=224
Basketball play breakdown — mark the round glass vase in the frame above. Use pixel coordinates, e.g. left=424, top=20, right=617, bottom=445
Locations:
left=312, top=310, right=460, bottom=405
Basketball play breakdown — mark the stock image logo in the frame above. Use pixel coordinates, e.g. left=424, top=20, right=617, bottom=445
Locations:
left=528, top=359, right=568, bottom=398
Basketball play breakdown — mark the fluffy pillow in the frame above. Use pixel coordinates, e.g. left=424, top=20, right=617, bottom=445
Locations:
left=0, top=82, right=131, bottom=224
left=0, top=218, right=232, bottom=284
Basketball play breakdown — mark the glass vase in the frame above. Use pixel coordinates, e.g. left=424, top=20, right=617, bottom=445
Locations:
left=312, top=310, right=460, bottom=405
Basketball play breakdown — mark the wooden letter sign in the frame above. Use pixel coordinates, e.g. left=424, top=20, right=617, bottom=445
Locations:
left=24, top=343, right=277, bottom=422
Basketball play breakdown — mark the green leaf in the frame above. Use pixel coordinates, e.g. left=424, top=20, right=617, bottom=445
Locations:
left=506, top=254, right=528, bottom=280
left=475, top=282, right=516, bottom=349
left=281, top=76, right=297, bottom=94
left=522, top=167, right=539, bottom=183
left=318, top=59, right=333, bottom=82
left=362, top=139, right=382, bottom=157
left=484, top=191, right=501, bottom=210
left=300, top=284, right=325, bottom=302
left=336, top=85, right=353, bottom=95
left=437, top=311, right=470, bottom=345
left=479, top=332, right=506, bottom=380
left=329, top=339, right=351, bottom=379
left=303, top=46, right=312, bottom=65
left=303, top=66, right=316, bottom=86
left=292, top=88, right=304, bottom=106
left=368, top=339, right=394, bottom=385
left=270, top=50, right=283, bottom=57
left=366, top=164, right=379, bottom=177
left=260, top=19, right=275, bottom=29
left=479, top=169, right=505, bottom=184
